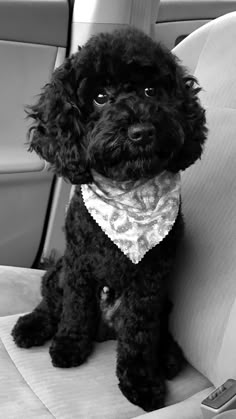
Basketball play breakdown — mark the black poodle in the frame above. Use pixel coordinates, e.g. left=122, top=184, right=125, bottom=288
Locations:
left=12, top=28, right=207, bottom=411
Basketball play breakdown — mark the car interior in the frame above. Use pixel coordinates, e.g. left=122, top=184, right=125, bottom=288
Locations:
left=0, top=1, right=236, bottom=418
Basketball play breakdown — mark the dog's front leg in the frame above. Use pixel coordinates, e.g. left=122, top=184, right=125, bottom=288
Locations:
left=116, top=285, right=166, bottom=411
left=49, top=264, right=98, bottom=368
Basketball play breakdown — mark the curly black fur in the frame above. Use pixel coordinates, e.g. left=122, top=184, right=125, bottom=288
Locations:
left=12, top=28, right=207, bottom=411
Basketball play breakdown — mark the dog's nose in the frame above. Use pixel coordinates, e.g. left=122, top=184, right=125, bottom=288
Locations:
left=128, top=124, right=155, bottom=143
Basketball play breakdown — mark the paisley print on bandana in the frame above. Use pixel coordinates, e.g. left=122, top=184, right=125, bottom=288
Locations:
left=80, top=170, right=181, bottom=264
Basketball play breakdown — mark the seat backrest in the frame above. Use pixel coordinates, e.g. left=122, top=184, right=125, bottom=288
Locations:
left=170, top=12, right=236, bottom=386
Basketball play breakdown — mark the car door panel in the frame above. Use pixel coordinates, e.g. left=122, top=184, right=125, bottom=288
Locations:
left=0, top=0, right=68, bottom=46
left=0, top=172, right=53, bottom=267
left=154, top=19, right=211, bottom=49
left=0, top=0, right=69, bottom=267
left=158, top=0, right=236, bottom=22
left=0, top=42, right=57, bottom=173
left=156, top=0, right=236, bottom=48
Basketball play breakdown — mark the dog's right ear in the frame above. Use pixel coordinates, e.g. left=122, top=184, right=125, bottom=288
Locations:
left=27, top=52, right=92, bottom=184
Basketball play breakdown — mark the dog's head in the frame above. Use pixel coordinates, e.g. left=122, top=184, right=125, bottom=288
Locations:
left=27, top=28, right=207, bottom=184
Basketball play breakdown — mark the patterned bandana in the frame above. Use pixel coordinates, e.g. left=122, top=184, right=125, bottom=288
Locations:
left=80, top=170, right=181, bottom=264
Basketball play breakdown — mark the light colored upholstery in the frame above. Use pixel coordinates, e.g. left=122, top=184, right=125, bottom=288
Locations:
left=170, top=11, right=236, bottom=388
left=0, top=266, right=42, bottom=316
left=134, top=387, right=214, bottom=419
left=1, top=11, right=236, bottom=419
left=0, top=308, right=210, bottom=419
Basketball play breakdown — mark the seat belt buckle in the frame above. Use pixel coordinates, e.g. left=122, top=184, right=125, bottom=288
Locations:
left=201, top=379, right=236, bottom=418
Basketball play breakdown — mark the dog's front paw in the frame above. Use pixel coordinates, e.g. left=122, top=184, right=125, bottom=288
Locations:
left=49, top=335, right=93, bottom=368
left=117, top=363, right=166, bottom=411
left=118, top=375, right=166, bottom=411
left=12, top=312, right=55, bottom=348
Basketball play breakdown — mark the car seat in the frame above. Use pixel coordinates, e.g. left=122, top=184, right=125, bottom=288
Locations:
left=0, top=11, right=236, bottom=419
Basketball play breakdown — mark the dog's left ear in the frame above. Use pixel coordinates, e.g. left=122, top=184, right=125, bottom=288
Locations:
left=27, top=52, right=92, bottom=184
left=168, top=60, right=208, bottom=172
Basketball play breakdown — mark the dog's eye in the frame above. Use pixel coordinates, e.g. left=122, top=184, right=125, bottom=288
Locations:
left=144, top=87, right=156, bottom=97
left=93, top=90, right=109, bottom=106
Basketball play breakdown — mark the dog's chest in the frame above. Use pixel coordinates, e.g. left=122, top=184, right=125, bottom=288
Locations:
left=66, top=186, right=184, bottom=337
